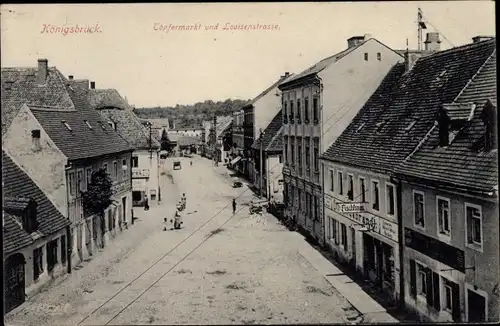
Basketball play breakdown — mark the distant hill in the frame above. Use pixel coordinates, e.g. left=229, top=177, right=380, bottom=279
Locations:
left=133, top=98, right=250, bottom=128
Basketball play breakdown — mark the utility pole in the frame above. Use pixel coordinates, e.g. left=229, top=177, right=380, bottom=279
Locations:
left=259, top=128, right=265, bottom=199
left=149, top=122, right=153, bottom=160
left=212, top=115, right=217, bottom=166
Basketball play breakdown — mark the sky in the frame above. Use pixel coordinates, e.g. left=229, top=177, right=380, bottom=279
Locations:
left=1, top=2, right=495, bottom=108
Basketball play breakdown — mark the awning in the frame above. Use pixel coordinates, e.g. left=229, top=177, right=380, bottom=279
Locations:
left=230, top=156, right=242, bottom=165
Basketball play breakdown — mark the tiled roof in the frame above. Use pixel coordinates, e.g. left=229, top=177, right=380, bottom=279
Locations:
left=321, top=39, right=496, bottom=177
left=2, top=150, right=71, bottom=255
left=30, top=85, right=134, bottom=160
left=3, top=211, right=34, bottom=255
left=251, top=109, right=283, bottom=152
left=177, top=136, right=202, bottom=146
left=88, top=88, right=131, bottom=111
left=217, top=121, right=233, bottom=140
left=267, top=128, right=284, bottom=153
left=1, top=67, right=75, bottom=136
left=245, top=75, right=294, bottom=108
left=395, top=50, right=497, bottom=194
left=281, top=40, right=370, bottom=85
left=3, top=196, right=31, bottom=212
left=89, top=89, right=160, bottom=150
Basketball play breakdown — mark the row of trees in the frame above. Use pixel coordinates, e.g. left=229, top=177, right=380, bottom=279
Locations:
left=133, top=98, right=250, bottom=128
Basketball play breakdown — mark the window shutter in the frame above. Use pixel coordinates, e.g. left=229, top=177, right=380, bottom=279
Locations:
left=409, top=259, right=417, bottom=298
left=451, top=282, right=460, bottom=321
left=426, top=269, right=434, bottom=307
left=433, top=272, right=441, bottom=310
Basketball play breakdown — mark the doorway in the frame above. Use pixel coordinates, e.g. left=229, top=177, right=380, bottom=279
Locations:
left=350, top=227, right=356, bottom=269
left=122, top=196, right=127, bottom=224
left=4, top=253, right=26, bottom=314
left=467, top=289, right=486, bottom=322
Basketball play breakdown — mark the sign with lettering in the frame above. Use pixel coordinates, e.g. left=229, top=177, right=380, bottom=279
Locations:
left=132, top=168, right=150, bottom=179
left=380, top=219, right=398, bottom=242
left=112, top=180, right=131, bottom=195
left=337, top=203, right=366, bottom=213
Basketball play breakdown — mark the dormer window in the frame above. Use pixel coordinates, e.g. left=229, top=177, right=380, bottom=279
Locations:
left=440, top=103, right=476, bottom=147
left=32, top=129, right=41, bottom=151
left=62, top=120, right=72, bottom=131
left=405, top=120, right=417, bottom=132
left=108, top=121, right=117, bottom=130
left=4, top=197, right=38, bottom=233
left=85, top=120, right=93, bottom=130
left=481, top=100, right=497, bottom=151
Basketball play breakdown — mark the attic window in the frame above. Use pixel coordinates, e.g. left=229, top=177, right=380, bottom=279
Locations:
left=62, top=120, right=72, bottom=131
left=355, top=122, right=365, bottom=133
left=405, top=120, right=417, bottom=132
left=108, top=121, right=116, bottom=130
left=364, top=53, right=369, bottom=61
left=84, top=120, right=93, bottom=130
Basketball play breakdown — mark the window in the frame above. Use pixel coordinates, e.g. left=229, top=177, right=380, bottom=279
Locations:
left=33, top=246, right=44, bottom=280
left=333, top=219, right=339, bottom=244
left=347, top=174, right=354, bottom=200
left=284, top=136, right=288, bottom=164
left=314, top=196, right=320, bottom=221
left=47, top=239, right=58, bottom=272
left=61, top=235, right=67, bottom=264
left=298, top=189, right=302, bottom=210
left=341, top=223, right=348, bottom=250
left=417, top=263, right=427, bottom=297
left=32, top=129, right=41, bottom=150
left=132, top=156, right=139, bottom=168
left=304, top=97, right=309, bottom=123
left=372, top=180, right=380, bottom=211
left=297, top=99, right=301, bottom=122
left=68, top=172, right=75, bottom=196
left=108, top=209, right=113, bottom=231
left=359, top=177, right=366, bottom=203
left=329, top=170, right=334, bottom=191
left=86, top=168, right=92, bottom=188
left=77, top=170, right=83, bottom=193
left=297, top=138, right=302, bottom=169
left=283, top=101, right=288, bottom=124
left=443, top=278, right=453, bottom=312
left=84, top=120, right=92, bottom=129
left=305, top=139, right=310, bottom=169
left=437, top=197, right=451, bottom=236
left=291, top=139, right=295, bottom=166
left=113, top=161, right=118, bottom=179
left=62, top=120, right=72, bottom=131
left=364, top=53, right=369, bottom=61
left=313, top=138, right=319, bottom=171
left=313, top=97, right=319, bottom=123
left=386, top=183, right=396, bottom=216
left=122, top=159, right=127, bottom=178
left=414, top=191, right=425, bottom=227
left=279, top=155, right=283, bottom=164
left=377, top=52, right=381, bottom=61
left=290, top=100, right=294, bottom=123
left=466, top=203, right=482, bottom=248
left=151, top=190, right=157, bottom=201
left=103, top=163, right=108, bottom=174
left=338, top=171, right=344, bottom=195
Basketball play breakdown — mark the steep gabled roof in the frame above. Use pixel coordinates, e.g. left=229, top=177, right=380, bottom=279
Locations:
left=321, top=38, right=496, bottom=177
left=30, top=85, right=134, bottom=160
left=1, top=67, right=75, bottom=136
left=251, top=109, right=283, bottom=152
left=2, top=150, right=71, bottom=255
left=3, top=212, right=34, bottom=255
left=89, top=89, right=160, bottom=150
left=395, top=51, right=497, bottom=195
left=244, top=75, right=294, bottom=109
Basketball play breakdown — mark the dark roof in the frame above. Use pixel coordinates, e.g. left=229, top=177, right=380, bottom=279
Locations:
left=1, top=67, right=75, bottom=136
left=3, top=212, right=34, bottom=255
left=90, top=89, right=160, bottom=150
left=251, top=109, right=283, bottom=152
left=88, top=88, right=131, bottom=111
left=321, top=39, right=496, bottom=177
left=395, top=51, right=497, bottom=194
left=177, top=136, right=202, bottom=146
left=3, top=196, right=32, bottom=211
left=217, top=121, right=233, bottom=140
left=267, top=128, right=284, bottom=152
left=2, top=151, right=71, bottom=254
left=29, top=85, right=133, bottom=160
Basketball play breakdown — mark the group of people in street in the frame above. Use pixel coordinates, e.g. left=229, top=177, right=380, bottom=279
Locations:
left=172, top=193, right=187, bottom=229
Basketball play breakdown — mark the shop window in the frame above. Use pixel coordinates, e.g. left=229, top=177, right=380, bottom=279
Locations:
left=465, top=203, right=482, bottom=250
left=372, top=180, right=380, bottom=211
left=347, top=174, right=354, bottom=200
left=413, top=191, right=425, bottom=228
left=437, top=197, right=451, bottom=236
left=33, top=246, right=44, bottom=280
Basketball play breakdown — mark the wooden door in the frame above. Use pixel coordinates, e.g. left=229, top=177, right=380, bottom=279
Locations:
left=4, top=254, right=25, bottom=314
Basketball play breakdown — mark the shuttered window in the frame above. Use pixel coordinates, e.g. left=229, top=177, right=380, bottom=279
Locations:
left=409, top=259, right=417, bottom=298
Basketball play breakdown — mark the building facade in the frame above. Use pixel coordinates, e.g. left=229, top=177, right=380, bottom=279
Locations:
left=281, top=35, right=404, bottom=243
left=230, top=109, right=247, bottom=173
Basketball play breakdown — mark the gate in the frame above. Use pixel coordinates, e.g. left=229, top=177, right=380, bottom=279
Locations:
left=4, top=253, right=26, bottom=314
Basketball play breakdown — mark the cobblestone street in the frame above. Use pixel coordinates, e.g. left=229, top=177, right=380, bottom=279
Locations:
left=5, top=156, right=376, bottom=325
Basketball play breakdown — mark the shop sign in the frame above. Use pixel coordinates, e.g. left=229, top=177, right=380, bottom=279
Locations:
left=337, top=202, right=366, bottom=213
left=380, top=219, right=398, bottom=242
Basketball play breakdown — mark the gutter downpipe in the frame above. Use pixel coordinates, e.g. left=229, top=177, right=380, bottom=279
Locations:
left=314, top=73, right=325, bottom=246
left=64, top=161, right=72, bottom=274
left=392, top=174, right=405, bottom=309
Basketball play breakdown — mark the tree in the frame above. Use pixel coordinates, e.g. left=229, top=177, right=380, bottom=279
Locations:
left=161, top=129, right=174, bottom=152
left=81, top=168, right=114, bottom=234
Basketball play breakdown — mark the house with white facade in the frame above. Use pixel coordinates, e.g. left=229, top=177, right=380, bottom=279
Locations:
left=88, top=85, right=161, bottom=207
left=279, top=34, right=404, bottom=243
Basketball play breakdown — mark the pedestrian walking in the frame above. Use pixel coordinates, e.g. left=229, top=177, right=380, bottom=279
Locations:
left=144, top=198, right=150, bottom=211
left=232, top=199, right=236, bottom=214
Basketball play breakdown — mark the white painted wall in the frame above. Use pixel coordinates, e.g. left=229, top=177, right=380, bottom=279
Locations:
left=3, top=105, right=68, bottom=217
left=254, top=84, right=282, bottom=138
left=132, top=149, right=160, bottom=201
left=266, top=155, right=284, bottom=202
left=319, top=39, right=404, bottom=153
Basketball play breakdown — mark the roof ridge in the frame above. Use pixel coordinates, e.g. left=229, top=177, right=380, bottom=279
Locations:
left=419, top=38, right=495, bottom=63
left=265, top=126, right=283, bottom=151
left=453, top=49, right=497, bottom=103
left=2, top=150, right=66, bottom=217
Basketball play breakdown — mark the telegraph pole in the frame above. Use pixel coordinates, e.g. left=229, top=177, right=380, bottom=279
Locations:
left=259, top=128, right=265, bottom=199
left=149, top=122, right=153, bottom=160
left=212, top=115, right=217, bottom=166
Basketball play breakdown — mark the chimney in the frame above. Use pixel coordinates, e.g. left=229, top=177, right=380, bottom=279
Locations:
left=424, top=32, right=441, bottom=51
left=68, top=75, right=74, bottom=80
left=37, top=59, right=48, bottom=85
left=472, top=36, right=494, bottom=43
left=404, top=51, right=426, bottom=72
left=90, top=81, right=96, bottom=89
left=347, top=36, right=365, bottom=49
left=364, top=33, right=373, bottom=40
